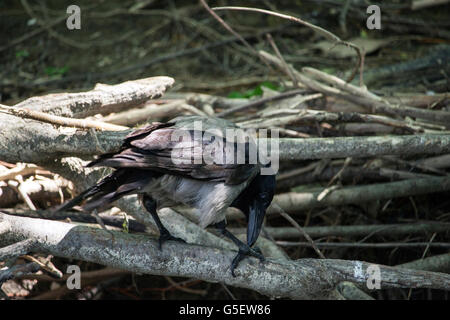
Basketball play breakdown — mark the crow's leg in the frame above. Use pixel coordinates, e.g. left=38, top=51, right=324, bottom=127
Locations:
left=213, top=220, right=265, bottom=277
left=142, top=195, right=186, bottom=250
left=92, top=209, right=115, bottom=242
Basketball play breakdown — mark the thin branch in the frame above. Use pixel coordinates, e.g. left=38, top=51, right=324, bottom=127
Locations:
left=216, top=88, right=306, bottom=117
left=212, top=6, right=363, bottom=83
left=266, top=33, right=298, bottom=87
left=232, top=222, right=450, bottom=240
left=276, top=241, right=450, bottom=248
left=199, top=0, right=273, bottom=71
left=22, top=254, right=63, bottom=279
left=0, top=104, right=128, bottom=131
left=272, top=203, right=325, bottom=259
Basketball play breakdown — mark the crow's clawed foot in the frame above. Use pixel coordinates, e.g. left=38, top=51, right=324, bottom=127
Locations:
left=230, top=245, right=265, bottom=277
left=158, top=229, right=186, bottom=250
left=252, top=246, right=263, bottom=258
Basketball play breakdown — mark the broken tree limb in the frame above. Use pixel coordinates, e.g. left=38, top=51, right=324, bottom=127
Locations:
left=14, top=76, right=175, bottom=118
left=1, top=212, right=449, bottom=299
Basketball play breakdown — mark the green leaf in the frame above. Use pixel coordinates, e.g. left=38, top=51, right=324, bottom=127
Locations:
left=227, top=91, right=246, bottom=99
left=243, top=86, right=263, bottom=98
left=15, top=50, right=29, bottom=58
left=122, top=214, right=129, bottom=233
left=260, top=81, right=278, bottom=90
left=45, top=66, right=69, bottom=76
left=227, top=82, right=281, bottom=99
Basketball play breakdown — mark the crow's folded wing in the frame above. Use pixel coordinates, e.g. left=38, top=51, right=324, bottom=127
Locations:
left=88, top=121, right=259, bottom=185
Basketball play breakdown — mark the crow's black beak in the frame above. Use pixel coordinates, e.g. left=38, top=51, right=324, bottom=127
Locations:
left=247, top=199, right=266, bottom=248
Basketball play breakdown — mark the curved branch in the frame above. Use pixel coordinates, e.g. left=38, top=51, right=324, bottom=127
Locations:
left=1, top=212, right=449, bottom=299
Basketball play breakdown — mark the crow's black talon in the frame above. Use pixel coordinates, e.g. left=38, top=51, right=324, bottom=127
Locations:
left=248, top=247, right=264, bottom=262
left=253, top=246, right=263, bottom=256
left=158, top=230, right=186, bottom=250
left=230, top=250, right=245, bottom=277
left=229, top=246, right=266, bottom=277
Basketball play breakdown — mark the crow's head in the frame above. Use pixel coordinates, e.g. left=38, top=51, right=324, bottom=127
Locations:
left=254, top=173, right=276, bottom=209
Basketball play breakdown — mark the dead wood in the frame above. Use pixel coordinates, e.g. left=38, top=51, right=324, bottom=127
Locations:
left=1, top=212, right=449, bottom=299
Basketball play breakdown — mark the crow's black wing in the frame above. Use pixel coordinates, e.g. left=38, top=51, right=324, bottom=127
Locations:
left=53, top=168, right=157, bottom=213
left=88, top=119, right=259, bottom=185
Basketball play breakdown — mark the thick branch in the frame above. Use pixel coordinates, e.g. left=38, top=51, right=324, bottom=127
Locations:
left=274, top=135, right=450, bottom=161
left=0, top=116, right=129, bottom=164
left=1, top=118, right=450, bottom=164
left=14, top=76, right=175, bottom=118
left=1, top=212, right=449, bottom=299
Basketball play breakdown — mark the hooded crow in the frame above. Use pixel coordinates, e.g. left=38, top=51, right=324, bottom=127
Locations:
left=55, top=115, right=276, bottom=276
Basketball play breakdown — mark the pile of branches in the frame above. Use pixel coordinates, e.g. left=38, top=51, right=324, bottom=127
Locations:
left=1, top=3, right=450, bottom=300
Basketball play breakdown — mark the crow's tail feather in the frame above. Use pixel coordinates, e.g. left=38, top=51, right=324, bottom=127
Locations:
left=53, top=168, right=155, bottom=213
